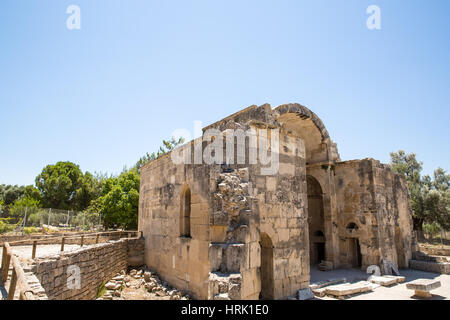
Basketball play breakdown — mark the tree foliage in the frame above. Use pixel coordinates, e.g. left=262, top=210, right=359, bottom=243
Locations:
left=94, top=168, right=140, bottom=229
left=35, top=161, right=98, bottom=211
left=0, top=184, right=26, bottom=205
left=390, top=150, right=449, bottom=231
left=2, top=136, right=185, bottom=230
left=135, top=136, right=185, bottom=171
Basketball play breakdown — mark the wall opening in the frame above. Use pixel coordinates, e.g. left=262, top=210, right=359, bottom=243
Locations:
left=348, top=238, right=362, bottom=268
left=307, top=175, right=325, bottom=265
left=259, top=233, right=274, bottom=300
left=180, top=187, right=191, bottom=237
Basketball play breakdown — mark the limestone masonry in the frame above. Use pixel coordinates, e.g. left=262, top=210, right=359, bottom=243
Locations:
left=138, top=103, right=416, bottom=300
left=27, top=238, right=144, bottom=300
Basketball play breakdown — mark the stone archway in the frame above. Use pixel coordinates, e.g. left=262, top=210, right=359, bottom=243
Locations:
left=259, top=233, right=274, bottom=300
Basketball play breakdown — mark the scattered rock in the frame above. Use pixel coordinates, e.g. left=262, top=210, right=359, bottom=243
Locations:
left=112, top=275, right=125, bottom=281
left=105, top=282, right=118, bottom=290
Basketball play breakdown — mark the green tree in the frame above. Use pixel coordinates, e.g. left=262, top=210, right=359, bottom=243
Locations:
left=9, top=196, right=41, bottom=218
left=0, top=184, right=26, bottom=205
left=73, top=171, right=102, bottom=211
left=24, top=185, right=42, bottom=203
left=390, top=151, right=450, bottom=237
left=136, top=136, right=185, bottom=171
left=96, top=169, right=140, bottom=229
left=35, top=161, right=101, bottom=211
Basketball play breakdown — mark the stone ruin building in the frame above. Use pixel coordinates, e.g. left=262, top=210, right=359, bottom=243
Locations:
left=138, top=103, right=416, bottom=300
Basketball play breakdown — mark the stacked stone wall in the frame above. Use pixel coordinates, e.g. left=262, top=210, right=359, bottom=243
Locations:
left=28, top=238, right=144, bottom=300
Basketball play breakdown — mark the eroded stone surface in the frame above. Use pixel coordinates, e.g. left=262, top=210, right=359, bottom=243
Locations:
left=406, top=279, right=441, bottom=292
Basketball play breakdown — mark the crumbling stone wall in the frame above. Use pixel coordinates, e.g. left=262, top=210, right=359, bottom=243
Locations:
left=28, top=238, right=144, bottom=300
left=334, top=159, right=414, bottom=270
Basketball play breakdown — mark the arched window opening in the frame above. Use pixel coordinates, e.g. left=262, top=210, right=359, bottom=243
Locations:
left=180, top=187, right=191, bottom=237
left=346, top=222, right=359, bottom=232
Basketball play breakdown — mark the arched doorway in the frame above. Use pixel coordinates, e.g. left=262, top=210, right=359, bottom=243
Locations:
left=259, top=233, right=274, bottom=300
left=307, top=176, right=325, bottom=265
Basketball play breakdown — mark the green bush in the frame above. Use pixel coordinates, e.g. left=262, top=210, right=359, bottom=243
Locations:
left=423, top=222, right=441, bottom=238
left=0, top=220, right=16, bottom=234
left=23, top=226, right=40, bottom=234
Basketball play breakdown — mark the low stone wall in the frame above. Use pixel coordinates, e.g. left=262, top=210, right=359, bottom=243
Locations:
left=28, top=238, right=144, bottom=300
left=409, top=260, right=450, bottom=274
left=418, top=245, right=450, bottom=257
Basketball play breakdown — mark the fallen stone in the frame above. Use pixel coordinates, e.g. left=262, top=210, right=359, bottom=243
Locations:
left=105, top=282, right=118, bottom=290
left=311, top=287, right=327, bottom=297
left=156, top=291, right=166, bottom=297
left=310, top=278, right=346, bottom=289
left=325, top=281, right=372, bottom=297
left=406, top=279, right=441, bottom=298
left=384, top=275, right=405, bottom=283
left=369, top=276, right=398, bottom=286
left=297, top=288, right=314, bottom=300
left=145, top=282, right=155, bottom=290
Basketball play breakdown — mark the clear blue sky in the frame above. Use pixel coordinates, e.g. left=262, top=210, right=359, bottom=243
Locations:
left=0, top=0, right=449, bottom=186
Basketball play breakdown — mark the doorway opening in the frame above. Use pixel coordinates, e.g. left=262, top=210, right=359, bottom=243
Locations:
left=348, top=238, right=362, bottom=268
left=307, top=176, right=325, bottom=265
left=259, top=233, right=274, bottom=300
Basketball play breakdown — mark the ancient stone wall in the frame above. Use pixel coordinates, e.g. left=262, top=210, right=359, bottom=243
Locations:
left=255, top=131, right=309, bottom=299
left=28, top=238, right=144, bottom=300
left=138, top=103, right=416, bottom=300
left=334, top=159, right=413, bottom=270
left=139, top=144, right=212, bottom=299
